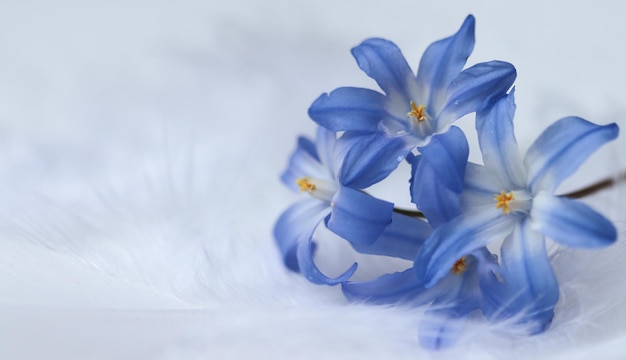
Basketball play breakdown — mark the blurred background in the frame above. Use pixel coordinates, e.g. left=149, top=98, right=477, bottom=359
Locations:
left=0, top=1, right=625, bottom=358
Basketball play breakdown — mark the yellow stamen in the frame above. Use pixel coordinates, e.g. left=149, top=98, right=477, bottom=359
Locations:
left=494, top=190, right=515, bottom=215
left=296, top=177, right=316, bottom=193
left=451, top=257, right=467, bottom=275
left=407, top=101, right=428, bottom=122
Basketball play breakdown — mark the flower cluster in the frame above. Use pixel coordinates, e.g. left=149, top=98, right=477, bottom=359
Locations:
left=274, top=15, right=619, bottom=349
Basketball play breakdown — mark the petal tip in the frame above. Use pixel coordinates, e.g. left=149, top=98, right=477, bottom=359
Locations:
left=462, top=14, right=476, bottom=32
left=308, top=93, right=329, bottom=116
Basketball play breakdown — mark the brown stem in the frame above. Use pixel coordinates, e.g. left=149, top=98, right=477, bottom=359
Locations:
left=560, top=171, right=626, bottom=199
left=394, top=171, right=626, bottom=218
left=392, top=208, right=425, bottom=217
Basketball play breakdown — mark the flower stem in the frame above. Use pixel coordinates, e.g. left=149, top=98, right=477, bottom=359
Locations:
left=561, top=170, right=626, bottom=199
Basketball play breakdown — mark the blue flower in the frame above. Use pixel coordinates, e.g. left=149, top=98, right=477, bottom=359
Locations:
left=342, top=147, right=501, bottom=348
left=342, top=129, right=503, bottom=349
left=414, top=90, right=619, bottom=332
left=343, top=247, right=500, bottom=349
left=274, top=126, right=431, bottom=285
left=308, top=15, right=516, bottom=188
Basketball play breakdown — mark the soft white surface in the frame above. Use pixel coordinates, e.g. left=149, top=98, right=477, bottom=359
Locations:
left=0, top=1, right=625, bottom=359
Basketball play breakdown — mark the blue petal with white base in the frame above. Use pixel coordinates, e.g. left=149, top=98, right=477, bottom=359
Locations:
left=525, top=117, right=619, bottom=194
left=415, top=15, right=475, bottom=113
left=415, top=206, right=520, bottom=287
left=473, top=87, right=526, bottom=189
left=274, top=200, right=330, bottom=271
left=418, top=272, right=478, bottom=350
left=481, top=218, right=558, bottom=334
left=280, top=136, right=332, bottom=193
left=351, top=37, right=416, bottom=103
left=436, top=61, right=518, bottom=132
left=531, top=193, right=617, bottom=248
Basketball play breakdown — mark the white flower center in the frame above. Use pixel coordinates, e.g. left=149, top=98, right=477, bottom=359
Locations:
left=296, top=177, right=336, bottom=202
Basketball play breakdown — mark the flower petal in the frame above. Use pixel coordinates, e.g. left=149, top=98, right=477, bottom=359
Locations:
left=530, top=193, right=617, bottom=248
left=297, top=229, right=358, bottom=285
left=524, top=117, right=619, bottom=194
left=341, top=268, right=433, bottom=305
left=315, top=126, right=338, bottom=175
left=474, top=90, right=526, bottom=189
left=419, top=294, right=476, bottom=349
left=308, top=87, right=387, bottom=132
left=461, top=163, right=505, bottom=209
left=419, top=307, right=469, bottom=350
left=349, top=212, right=432, bottom=260
left=410, top=154, right=462, bottom=229
left=273, top=200, right=330, bottom=271
left=417, top=125, right=469, bottom=194
left=436, top=61, right=517, bottom=132
left=419, top=259, right=483, bottom=350
left=415, top=206, right=519, bottom=287
left=335, top=131, right=412, bottom=188
left=280, top=136, right=331, bottom=192
left=481, top=219, right=558, bottom=334
left=326, top=186, right=393, bottom=246
left=416, top=14, right=475, bottom=115
left=351, top=38, right=416, bottom=103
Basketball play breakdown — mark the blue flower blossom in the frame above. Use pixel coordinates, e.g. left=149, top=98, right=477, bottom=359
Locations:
left=341, top=130, right=503, bottom=349
left=308, top=15, right=516, bottom=189
left=342, top=151, right=500, bottom=348
left=274, top=13, right=621, bottom=349
left=343, top=242, right=502, bottom=349
left=274, top=126, right=431, bottom=285
left=414, top=90, right=619, bottom=332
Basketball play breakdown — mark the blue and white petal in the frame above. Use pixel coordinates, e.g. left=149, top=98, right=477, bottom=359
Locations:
left=530, top=192, right=617, bottom=248
left=280, top=136, right=331, bottom=192
left=481, top=219, right=558, bottom=334
left=436, top=61, right=516, bottom=134
left=351, top=38, right=417, bottom=104
left=524, top=116, right=619, bottom=194
left=314, top=126, right=338, bottom=176
left=419, top=305, right=470, bottom=350
left=418, top=274, right=478, bottom=350
left=461, top=163, right=505, bottom=209
left=273, top=200, right=330, bottom=271
left=415, top=14, right=475, bottom=115
left=474, top=90, right=526, bottom=189
left=415, top=205, right=519, bottom=287
left=308, top=87, right=387, bottom=133
left=326, top=186, right=394, bottom=246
